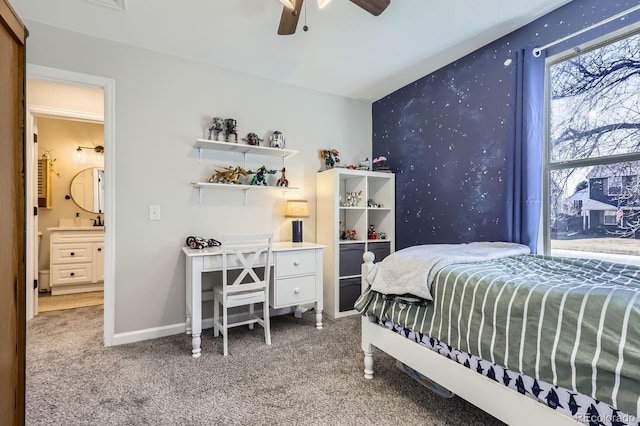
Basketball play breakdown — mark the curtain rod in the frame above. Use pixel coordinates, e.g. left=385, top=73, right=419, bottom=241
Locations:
left=532, top=4, right=640, bottom=57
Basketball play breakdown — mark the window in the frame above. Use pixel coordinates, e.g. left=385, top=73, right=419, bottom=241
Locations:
left=545, top=28, right=640, bottom=264
left=604, top=212, right=617, bottom=225
left=607, top=176, right=622, bottom=195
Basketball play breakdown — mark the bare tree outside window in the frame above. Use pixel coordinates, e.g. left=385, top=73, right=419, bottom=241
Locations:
left=546, top=30, right=640, bottom=260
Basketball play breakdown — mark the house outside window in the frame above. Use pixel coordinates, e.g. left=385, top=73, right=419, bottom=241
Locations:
left=544, top=26, right=640, bottom=264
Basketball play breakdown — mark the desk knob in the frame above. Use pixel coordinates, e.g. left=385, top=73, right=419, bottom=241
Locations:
left=293, top=260, right=300, bottom=266
left=294, top=288, right=300, bottom=294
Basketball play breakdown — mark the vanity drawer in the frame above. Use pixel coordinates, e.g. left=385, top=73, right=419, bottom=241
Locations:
left=51, top=243, right=93, bottom=264
left=275, top=250, right=316, bottom=278
left=51, top=263, right=93, bottom=285
left=272, top=275, right=316, bottom=307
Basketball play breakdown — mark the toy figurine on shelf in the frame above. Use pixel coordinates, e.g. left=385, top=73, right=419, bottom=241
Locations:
left=209, top=166, right=248, bottom=184
left=357, top=157, right=370, bottom=170
left=243, top=132, right=263, bottom=146
left=378, top=232, right=388, bottom=240
left=248, top=165, right=277, bottom=186
left=320, top=149, right=340, bottom=170
left=373, top=156, right=390, bottom=171
left=368, top=225, right=377, bottom=240
left=207, top=117, right=225, bottom=141
left=224, top=118, right=238, bottom=143
left=346, top=190, right=362, bottom=207
left=276, top=167, right=289, bottom=187
left=270, top=130, right=286, bottom=148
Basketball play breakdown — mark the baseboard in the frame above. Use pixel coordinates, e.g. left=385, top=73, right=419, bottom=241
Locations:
left=110, top=307, right=294, bottom=346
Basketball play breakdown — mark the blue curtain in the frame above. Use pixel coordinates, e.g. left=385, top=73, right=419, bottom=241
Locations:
left=503, top=46, right=545, bottom=253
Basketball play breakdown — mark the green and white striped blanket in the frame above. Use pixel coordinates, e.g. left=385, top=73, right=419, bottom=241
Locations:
left=356, top=254, right=640, bottom=416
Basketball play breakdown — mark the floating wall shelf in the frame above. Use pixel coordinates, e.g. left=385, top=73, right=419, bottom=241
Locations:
left=194, top=139, right=298, bottom=162
left=192, top=138, right=299, bottom=204
left=192, top=182, right=299, bottom=204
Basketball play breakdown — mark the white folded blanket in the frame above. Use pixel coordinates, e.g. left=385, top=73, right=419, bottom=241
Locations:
left=367, top=241, right=530, bottom=300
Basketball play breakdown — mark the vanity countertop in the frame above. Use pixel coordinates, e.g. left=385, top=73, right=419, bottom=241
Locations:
left=47, top=226, right=104, bottom=231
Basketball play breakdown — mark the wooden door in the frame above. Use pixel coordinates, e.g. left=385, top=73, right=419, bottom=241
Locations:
left=0, top=0, right=26, bottom=424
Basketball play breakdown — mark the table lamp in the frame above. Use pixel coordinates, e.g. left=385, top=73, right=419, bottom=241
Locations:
left=285, top=200, right=310, bottom=243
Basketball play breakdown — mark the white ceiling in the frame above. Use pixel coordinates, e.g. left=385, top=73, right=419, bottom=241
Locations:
left=13, top=0, right=573, bottom=102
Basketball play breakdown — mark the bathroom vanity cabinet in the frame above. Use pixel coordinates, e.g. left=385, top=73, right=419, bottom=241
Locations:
left=48, top=227, right=104, bottom=295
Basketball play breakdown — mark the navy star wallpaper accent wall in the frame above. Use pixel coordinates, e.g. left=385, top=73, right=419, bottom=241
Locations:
left=373, top=0, right=640, bottom=250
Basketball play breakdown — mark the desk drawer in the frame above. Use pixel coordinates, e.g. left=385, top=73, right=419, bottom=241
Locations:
left=273, top=275, right=316, bottom=307
left=51, top=243, right=93, bottom=264
left=51, top=263, right=93, bottom=285
left=276, top=250, right=316, bottom=278
left=202, top=252, right=270, bottom=270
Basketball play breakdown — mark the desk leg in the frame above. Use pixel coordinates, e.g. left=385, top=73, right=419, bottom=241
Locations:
left=185, top=256, right=193, bottom=336
left=315, top=304, right=323, bottom=329
left=187, top=256, right=203, bottom=358
left=315, top=249, right=323, bottom=329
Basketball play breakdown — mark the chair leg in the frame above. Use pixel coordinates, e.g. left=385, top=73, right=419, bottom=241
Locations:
left=249, top=303, right=254, bottom=330
left=213, top=297, right=219, bottom=338
left=264, top=301, right=271, bottom=346
left=223, top=304, right=229, bottom=356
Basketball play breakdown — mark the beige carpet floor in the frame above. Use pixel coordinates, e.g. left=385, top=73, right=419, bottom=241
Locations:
left=38, top=290, right=104, bottom=312
left=26, top=305, right=505, bottom=425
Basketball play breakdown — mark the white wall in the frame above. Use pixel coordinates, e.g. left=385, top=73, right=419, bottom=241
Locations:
left=23, top=20, right=372, bottom=336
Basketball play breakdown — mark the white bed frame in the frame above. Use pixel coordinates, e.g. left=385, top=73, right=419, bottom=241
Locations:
left=360, top=252, right=579, bottom=425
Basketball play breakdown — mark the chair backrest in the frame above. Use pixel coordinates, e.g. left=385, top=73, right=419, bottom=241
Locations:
left=221, top=233, right=273, bottom=297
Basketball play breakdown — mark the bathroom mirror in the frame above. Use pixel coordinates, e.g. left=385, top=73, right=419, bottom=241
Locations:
left=70, top=167, right=105, bottom=214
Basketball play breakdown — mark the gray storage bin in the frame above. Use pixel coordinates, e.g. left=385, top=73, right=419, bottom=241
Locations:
left=339, top=243, right=365, bottom=276
left=339, top=277, right=361, bottom=312
left=368, top=241, right=391, bottom=263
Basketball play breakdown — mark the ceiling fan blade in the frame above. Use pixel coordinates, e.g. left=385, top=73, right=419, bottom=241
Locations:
left=278, top=0, right=304, bottom=35
left=349, top=0, right=390, bottom=16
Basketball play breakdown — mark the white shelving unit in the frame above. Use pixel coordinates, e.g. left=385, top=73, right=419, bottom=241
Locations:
left=316, top=168, right=395, bottom=318
left=192, top=139, right=299, bottom=203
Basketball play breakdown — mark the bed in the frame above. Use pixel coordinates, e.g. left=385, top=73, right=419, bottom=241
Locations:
left=356, top=242, right=640, bottom=426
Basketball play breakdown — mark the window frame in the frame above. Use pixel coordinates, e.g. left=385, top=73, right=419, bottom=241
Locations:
left=542, top=22, right=640, bottom=257
left=607, top=176, right=622, bottom=196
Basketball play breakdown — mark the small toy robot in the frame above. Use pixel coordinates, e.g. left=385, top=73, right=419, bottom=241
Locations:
left=207, top=117, right=224, bottom=141
left=270, top=130, right=286, bottom=149
left=224, top=118, right=238, bottom=143
left=243, top=132, right=264, bottom=146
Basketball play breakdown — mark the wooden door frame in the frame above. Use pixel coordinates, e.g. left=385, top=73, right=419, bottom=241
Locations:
left=0, top=1, right=26, bottom=424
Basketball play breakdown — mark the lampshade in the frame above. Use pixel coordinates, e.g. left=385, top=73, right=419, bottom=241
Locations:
left=317, top=0, right=333, bottom=8
left=279, top=0, right=295, bottom=9
left=285, top=200, right=310, bottom=218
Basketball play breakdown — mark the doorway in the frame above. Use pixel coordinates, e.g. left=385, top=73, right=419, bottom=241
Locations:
left=25, top=65, right=116, bottom=346
left=34, top=115, right=105, bottom=312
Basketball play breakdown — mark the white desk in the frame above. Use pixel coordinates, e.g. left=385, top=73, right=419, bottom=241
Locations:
left=183, top=242, right=325, bottom=358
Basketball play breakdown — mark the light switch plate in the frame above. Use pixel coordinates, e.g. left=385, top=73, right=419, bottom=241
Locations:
left=149, top=205, right=161, bottom=221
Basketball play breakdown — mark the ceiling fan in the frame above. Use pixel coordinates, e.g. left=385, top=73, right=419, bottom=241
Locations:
left=277, top=0, right=391, bottom=35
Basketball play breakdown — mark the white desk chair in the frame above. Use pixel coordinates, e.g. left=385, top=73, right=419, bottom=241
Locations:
left=213, top=233, right=273, bottom=356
